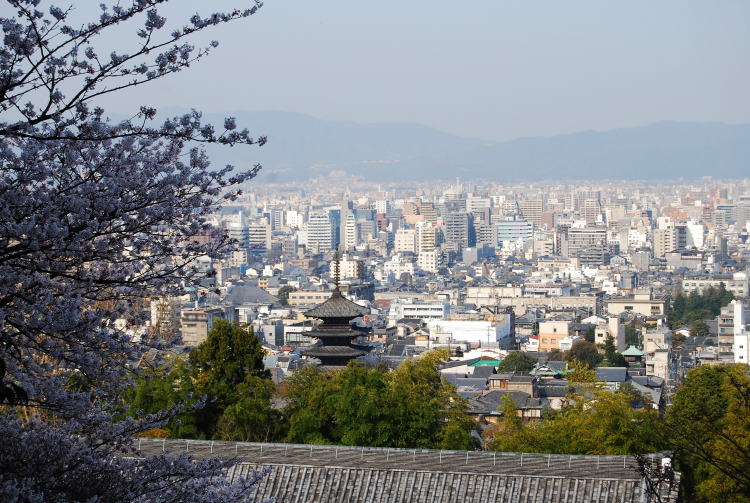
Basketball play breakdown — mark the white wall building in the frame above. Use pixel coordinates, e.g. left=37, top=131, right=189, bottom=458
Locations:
left=389, top=301, right=450, bottom=323
left=394, top=228, right=417, bottom=253
left=417, top=250, right=441, bottom=273
left=732, top=300, right=749, bottom=364
left=306, top=211, right=335, bottom=252
left=426, top=319, right=512, bottom=346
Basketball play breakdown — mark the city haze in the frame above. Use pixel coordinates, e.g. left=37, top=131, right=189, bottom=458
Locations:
left=88, top=0, right=750, bottom=141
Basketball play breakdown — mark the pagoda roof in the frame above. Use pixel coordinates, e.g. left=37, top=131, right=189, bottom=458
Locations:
left=302, top=346, right=368, bottom=358
left=303, top=288, right=369, bottom=320
left=305, top=328, right=364, bottom=339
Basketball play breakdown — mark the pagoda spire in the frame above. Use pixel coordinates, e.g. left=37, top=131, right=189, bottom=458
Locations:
left=333, top=246, right=341, bottom=290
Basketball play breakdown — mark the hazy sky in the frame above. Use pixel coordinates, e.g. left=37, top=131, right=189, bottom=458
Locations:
left=80, top=1, right=750, bottom=140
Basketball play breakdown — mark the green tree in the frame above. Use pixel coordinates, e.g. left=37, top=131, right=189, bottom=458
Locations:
left=486, top=385, right=663, bottom=455
left=216, top=376, right=285, bottom=442
left=566, top=358, right=599, bottom=385
left=666, top=365, right=750, bottom=502
left=601, top=335, right=627, bottom=367
left=583, top=325, right=596, bottom=343
left=547, top=349, right=565, bottom=361
left=625, top=322, right=642, bottom=347
left=276, top=285, right=297, bottom=305
left=670, top=286, right=734, bottom=329
left=125, top=320, right=280, bottom=441
left=671, top=294, right=686, bottom=328
left=565, top=341, right=602, bottom=369
left=497, top=351, right=538, bottom=372
left=691, top=320, right=711, bottom=338
left=283, top=350, right=477, bottom=449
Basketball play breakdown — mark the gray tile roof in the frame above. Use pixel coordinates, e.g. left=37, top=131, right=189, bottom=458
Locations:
left=596, top=367, right=629, bottom=383
left=471, top=366, right=496, bottom=378
left=304, top=288, right=369, bottom=319
left=444, top=376, right=488, bottom=390
left=302, top=346, right=367, bottom=358
left=135, top=440, right=679, bottom=502
left=224, top=283, right=279, bottom=305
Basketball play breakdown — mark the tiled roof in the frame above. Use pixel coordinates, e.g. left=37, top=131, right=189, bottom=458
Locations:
left=622, top=345, right=645, bottom=357
left=232, top=464, right=655, bottom=502
left=301, top=346, right=367, bottom=358
left=223, top=283, right=280, bottom=305
left=596, top=367, right=628, bottom=383
left=136, top=439, right=679, bottom=502
left=303, top=288, right=369, bottom=319
left=303, top=328, right=364, bottom=339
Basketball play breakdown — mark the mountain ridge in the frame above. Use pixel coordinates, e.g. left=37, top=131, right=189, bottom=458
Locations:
left=151, top=109, right=750, bottom=182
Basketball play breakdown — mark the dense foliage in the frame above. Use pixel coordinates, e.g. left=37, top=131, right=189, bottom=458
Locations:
left=126, top=321, right=283, bottom=442
left=485, top=382, right=663, bottom=455
left=0, top=1, right=268, bottom=500
left=624, top=321, right=642, bottom=347
left=602, top=335, right=627, bottom=367
left=565, top=340, right=602, bottom=368
left=496, top=351, right=537, bottom=373
left=282, top=350, right=478, bottom=450
left=670, top=285, right=734, bottom=328
left=666, top=365, right=750, bottom=502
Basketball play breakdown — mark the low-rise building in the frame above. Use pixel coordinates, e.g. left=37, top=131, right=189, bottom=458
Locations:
left=180, top=307, right=227, bottom=346
left=390, top=301, right=450, bottom=323
left=681, top=273, right=748, bottom=299
left=538, top=320, right=571, bottom=352
left=606, top=291, right=668, bottom=317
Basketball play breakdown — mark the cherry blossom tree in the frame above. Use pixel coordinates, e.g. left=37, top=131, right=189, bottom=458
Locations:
left=0, top=1, right=268, bottom=500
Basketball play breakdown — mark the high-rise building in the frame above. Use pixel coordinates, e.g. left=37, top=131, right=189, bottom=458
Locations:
left=247, top=222, right=272, bottom=251
left=466, top=196, right=491, bottom=213
left=374, top=199, right=391, bottom=214
left=416, top=222, right=438, bottom=252
left=685, top=221, right=705, bottom=249
left=269, top=207, right=284, bottom=230
left=285, top=209, right=304, bottom=229
left=653, top=227, right=677, bottom=259
left=475, top=223, right=496, bottom=247
left=496, top=219, right=532, bottom=247
left=356, top=220, right=377, bottom=244
left=419, top=202, right=438, bottom=225
left=343, top=213, right=357, bottom=250
left=563, top=226, right=609, bottom=265
left=581, top=198, right=602, bottom=225
left=394, top=228, right=417, bottom=253
left=226, top=210, right=249, bottom=248
left=519, top=199, right=543, bottom=228
left=307, top=211, right=335, bottom=252
left=444, top=212, right=470, bottom=250
left=402, top=201, right=419, bottom=216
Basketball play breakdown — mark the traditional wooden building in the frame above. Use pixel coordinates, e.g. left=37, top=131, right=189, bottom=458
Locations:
left=301, top=286, right=371, bottom=367
left=137, top=439, right=681, bottom=502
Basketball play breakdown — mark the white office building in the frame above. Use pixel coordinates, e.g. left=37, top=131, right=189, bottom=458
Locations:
left=306, top=211, right=335, bottom=252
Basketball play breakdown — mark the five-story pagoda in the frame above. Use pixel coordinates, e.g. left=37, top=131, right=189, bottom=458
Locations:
left=301, top=252, right=371, bottom=367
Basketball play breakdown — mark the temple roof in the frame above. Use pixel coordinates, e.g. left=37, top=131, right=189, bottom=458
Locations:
left=302, top=345, right=368, bottom=358
left=303, top=288, right=369, bottom=320
left=622, top=345, right=645, bottom=356
left=136, top=439, right=681, bottom=503
left=305, top=328, right=365, bottom=339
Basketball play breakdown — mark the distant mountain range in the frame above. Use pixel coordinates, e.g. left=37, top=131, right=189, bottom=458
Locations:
left=165, top=109, right=750, bottom=182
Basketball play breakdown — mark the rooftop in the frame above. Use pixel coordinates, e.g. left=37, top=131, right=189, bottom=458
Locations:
left=135, top=439, right=679, bottom=502
left=304, top=288, right=370, bottom=320
left=622, top=345, right=645, bottom=357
